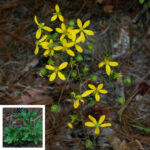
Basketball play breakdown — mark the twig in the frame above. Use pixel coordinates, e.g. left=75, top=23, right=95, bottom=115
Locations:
left=0, top=27, right=34, bottom=46
left=58, top=66, right=73, bottom=104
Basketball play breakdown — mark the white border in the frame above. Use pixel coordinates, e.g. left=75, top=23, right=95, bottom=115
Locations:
left=0, top=105, right=45, bottom=150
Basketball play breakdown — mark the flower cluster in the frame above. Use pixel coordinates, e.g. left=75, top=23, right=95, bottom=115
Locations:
left=34, top=4, right=94, bottom=82
left=34, top=4, right=120, bottom=138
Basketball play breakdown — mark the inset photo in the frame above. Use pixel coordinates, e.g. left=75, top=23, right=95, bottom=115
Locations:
left=2, top=106, right=45, bottom=149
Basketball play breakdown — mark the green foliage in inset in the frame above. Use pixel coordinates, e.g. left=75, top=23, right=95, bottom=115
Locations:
left=3, top=109, right=42, bottom=146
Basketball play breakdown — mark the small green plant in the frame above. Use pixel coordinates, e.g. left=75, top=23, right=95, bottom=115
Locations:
left=123, top=77, right=131, bottom=85
left=85, top=139, right=93, bottom=148
left=3, top=109, right=42, bottom=146
left=50, top=104, right=60, bottom=113
left=117, top=97, right=125, bottom=106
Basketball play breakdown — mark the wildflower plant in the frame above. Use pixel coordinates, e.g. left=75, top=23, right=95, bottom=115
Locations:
left=85, top=115, right=111, bottom=135
left=34, top=3, right=122, bottom=148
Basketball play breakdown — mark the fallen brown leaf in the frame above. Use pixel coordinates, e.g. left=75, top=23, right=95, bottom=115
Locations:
left=16, top=88, right=53, bottom=105
left=104, top=5, right=114, bottom=13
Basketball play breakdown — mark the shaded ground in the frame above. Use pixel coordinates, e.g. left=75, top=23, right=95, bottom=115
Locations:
left=0, top=0, right=150, bottom=149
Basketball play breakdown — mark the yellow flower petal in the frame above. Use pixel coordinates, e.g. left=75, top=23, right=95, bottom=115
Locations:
left=84, top=29, right=94, bottom=35
left=56, top=28, right=63, bottom=33
left=51, top=50, right=54, bottom=56
left=88, top=115, right=97, bottom=124
left=43, top=50, right=49, bottom=56
left=80, top=99, right=85, bottom=103
left=95, top=93, right=100, bottom=101
left=109, top=61, right=119, bottom=66
left=101, top=123, right=111, bottom=127
left=40, top=42, right=48, bottom=49
left=95, top=127, right=100, bottom=135
left=43, top=26, right=53, bottom=32
left=77, top=18, right=82, bottom=28
left=34, top=16, right=39, bottom=25
left=60, top=34, right=65, bottom=41
left=76, top=36, right=82, bottom=43
left=99, top=89, right=107, bottom=94
left=55, top=4, right=60, bottom=12
left=45, top=65, right=55, bottom=70
left=85, top=122, right=95, bottom=127
left=58, top=71, right=66, bottom=80
left=67, top=123, right=73, bottom=128
left=98, top=115, right=105, bottom=124
left=75, top=45, right=83, bottom=53
left=80, top=32, right=85, bottom=42
left=67, top=42, right=74, bottom=47
left=88, top=84, right=96, bottom=90
left=36, top=28, right=41, bottom=39
left=83, top=20, right=90, bottom=28
left=97, top=83, right=103, bottom=90
left=72, top=29, right=80, bottom=35
left=74, top=99, right=79, bottom=109
left=58, top=15, right=64, bottom=22
left=66, top=49, right=75, bottom=56
left=54, top=46, right=63, bottom=50
left=61, top=23, right=66, bottom=30
left=81, top=90, right=93, bottom=97
left=49, top=72, right=56, bottom=81
left=98, top=61, right=105, bottom=68
left=39, top=35, right=47, bottom=42
left=58, top=62, right=68, bottom=70
left=106, top=64, right=111, bottom=76
left=34, top=45, right=39, bottom=55
left=51, top=15, right=57, bottom=21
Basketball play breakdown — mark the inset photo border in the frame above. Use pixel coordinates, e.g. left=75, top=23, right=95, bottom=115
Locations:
left=0, top=105, right=45, bottom=150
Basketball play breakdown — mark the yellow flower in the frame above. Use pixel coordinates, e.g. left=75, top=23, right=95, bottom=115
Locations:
left=34, top=16, right=53, bottom=39
left=98, top=58, right=119, bottom=76
left=85, top=115, right=111, bottom=135
left=56, top=23, right=72, bottom=41
left=40, top=39, right=59, bottom=57
left=73, top=19, right=94, bottom=42
left=82, top=83, right=107, bottom=102
left=67, top=122, right=73, bottom=129
left=51, top=4, right=64, bottom=22
left=71, top=35, right=83, bottom=53
left=45, top=62, right=68, bottom=81
left=73, top=94, right=85, bottom=109
left=34, top=35, right=47, bottom=55
left=54, top=39, right=75, bottom=56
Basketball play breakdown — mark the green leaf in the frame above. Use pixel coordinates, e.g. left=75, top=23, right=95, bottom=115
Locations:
left=132, top=124, right=150, bottom=132
left=4, top=137, right=13, bottom=144
left=139, top=0, right=145, bottom=4
left=34, top=139, right=38, bottom=145
left=148, top=1, right=150, bottom=7
left=35, top=118, right=41, bottom=126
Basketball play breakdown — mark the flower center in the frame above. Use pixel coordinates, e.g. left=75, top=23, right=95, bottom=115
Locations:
left=48, top=43, right=54, bottom=49
left=38, top=23, right=44, bottom=29
left=35, top=40, right=40, bottom=45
